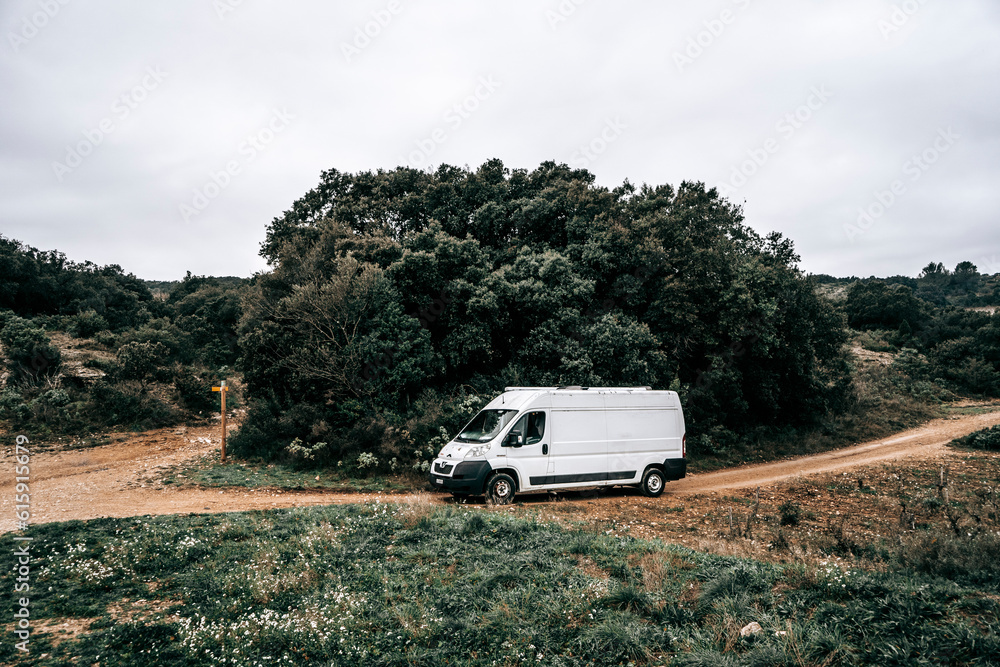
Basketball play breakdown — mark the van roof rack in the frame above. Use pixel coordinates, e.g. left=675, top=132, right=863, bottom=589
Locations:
left=503, top=386, right=558, bottom=392
left=503, top=386, right=655, bottom=392
left=555, top=386, right=652, bottom=391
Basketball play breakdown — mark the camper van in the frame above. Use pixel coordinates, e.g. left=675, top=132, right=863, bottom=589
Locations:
left=428, top=386, right=686, bottom=504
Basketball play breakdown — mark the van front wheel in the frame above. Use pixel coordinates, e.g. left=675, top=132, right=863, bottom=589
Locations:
left=486, top=473, right=516, bottom=505
left=640, top=468, right=665, bottom=498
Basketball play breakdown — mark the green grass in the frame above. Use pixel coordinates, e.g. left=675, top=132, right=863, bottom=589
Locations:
left=943, top=402, right=1000, bottom=417
left=163, top=455, right=420, bottom=493
left=2, top=506, right=999, bottom=666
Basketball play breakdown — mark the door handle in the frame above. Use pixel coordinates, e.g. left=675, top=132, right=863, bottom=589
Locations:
left=542, top=444, right=548, bottom=455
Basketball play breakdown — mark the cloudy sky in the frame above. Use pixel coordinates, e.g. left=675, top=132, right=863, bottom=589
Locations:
left=1, top=0, right=998, bottom=281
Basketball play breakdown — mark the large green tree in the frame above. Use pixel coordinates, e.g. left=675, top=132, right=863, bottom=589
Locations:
left=235, top=160, right=849, bottom=464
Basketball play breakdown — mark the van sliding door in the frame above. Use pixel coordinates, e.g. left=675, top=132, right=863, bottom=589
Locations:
left=543, top=396, right=609, bottom=486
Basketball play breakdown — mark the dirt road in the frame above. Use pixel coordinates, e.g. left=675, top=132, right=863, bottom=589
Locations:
left=0, top=425, right=383, bottom=533
left=2, top=405, right=999, bottom=532
left=666, top=407, right=1000, bottom=495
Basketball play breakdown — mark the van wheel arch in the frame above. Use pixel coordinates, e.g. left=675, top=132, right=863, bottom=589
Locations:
left=484, top=469, right=519, bottom=493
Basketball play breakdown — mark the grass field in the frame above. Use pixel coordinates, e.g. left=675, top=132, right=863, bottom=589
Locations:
left=3, top=499, right=999, bottom=666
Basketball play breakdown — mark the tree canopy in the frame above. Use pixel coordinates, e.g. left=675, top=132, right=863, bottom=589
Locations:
left=234, top=160, right=850, bottom=462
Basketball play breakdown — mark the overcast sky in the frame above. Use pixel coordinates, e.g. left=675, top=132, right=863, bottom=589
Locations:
left=2, top=1, right=998, bottom=281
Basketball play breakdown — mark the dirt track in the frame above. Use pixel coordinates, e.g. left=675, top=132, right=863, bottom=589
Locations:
left=665, top=407, right=1000, bottom=495
left=2, top=405, right=999, bottom=532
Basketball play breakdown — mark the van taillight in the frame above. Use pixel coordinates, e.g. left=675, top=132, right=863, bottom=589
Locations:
left=682, top=434, right=686, bottom=458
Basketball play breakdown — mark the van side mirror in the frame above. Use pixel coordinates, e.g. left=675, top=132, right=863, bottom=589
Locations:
left=505, top=430, right=523, bottom=448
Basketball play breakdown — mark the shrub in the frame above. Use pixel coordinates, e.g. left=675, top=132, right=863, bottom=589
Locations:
left=89, top=380, right=180, bottom=429
left=0, top=387, right=22, bottom=411
left=285, top=438, right=329, bottom=462
left=952, top=357, right=1000, bottom=395
left=172, top=368, right=218, bottom=415
left=0, top=315, right=62, bottom=382
left=114, top=341, right=169, bottom=387
left=845, top=281, right=926, bottom=330
left=778, top=500, right=801, bottom=526
left=93, top=330, right=117, bottom=348
left=951, top=425, right=1000, bottom=452
left=70, top=309, right=109, bottom=338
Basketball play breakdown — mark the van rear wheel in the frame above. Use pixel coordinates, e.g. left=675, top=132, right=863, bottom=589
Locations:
left=486, top=473, right=516, bottom=505
left=640, top=468, right=665, bottom=498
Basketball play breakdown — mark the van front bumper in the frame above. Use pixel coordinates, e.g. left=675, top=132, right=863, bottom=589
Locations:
left=428, top=460, right=493, bottom=494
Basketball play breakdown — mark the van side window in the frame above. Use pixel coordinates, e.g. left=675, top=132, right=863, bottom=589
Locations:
left=509, top=411, right=545, bottom=446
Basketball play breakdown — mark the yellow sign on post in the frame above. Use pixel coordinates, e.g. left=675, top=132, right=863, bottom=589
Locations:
left=211, top=380, right=228, bottom=463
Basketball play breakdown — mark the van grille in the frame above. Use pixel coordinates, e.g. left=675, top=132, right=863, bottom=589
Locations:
left=434, top=462, right=454, bottom=475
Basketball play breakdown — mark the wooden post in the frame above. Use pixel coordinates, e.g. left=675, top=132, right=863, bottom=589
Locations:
left=212, top=380, right=229, bottom=463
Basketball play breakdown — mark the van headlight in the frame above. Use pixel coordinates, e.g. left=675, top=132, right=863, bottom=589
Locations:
left=465, top=444, right=490, bottom=458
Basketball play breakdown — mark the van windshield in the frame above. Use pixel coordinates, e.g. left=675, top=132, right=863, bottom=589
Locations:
left=456, top=409, right=518, bottom=443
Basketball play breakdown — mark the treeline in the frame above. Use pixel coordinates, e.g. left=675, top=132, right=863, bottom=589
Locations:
left=232, top=160, right=850, bottom=470
left=4, top=162, right=998, bottom=472
left=0, top=236, right=246, bottom=434
left=813, top=260, right=1000, bottom=308
left=839, top=269, right=1000, bottom=396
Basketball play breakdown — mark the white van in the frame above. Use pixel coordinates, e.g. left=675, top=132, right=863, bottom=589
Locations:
left=428, top=386, right=686, bottom=504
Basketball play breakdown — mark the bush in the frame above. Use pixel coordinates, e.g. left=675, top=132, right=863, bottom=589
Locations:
left=116, top=318, right=192, bottom=363
left=89, top=380, right=180, bottom=429
left=845, top=281, right=926, bottom=330
left=952, top=357, right=1000, bottom=395
left=951, top=425, right=1000, bottom=451
left=0, top=388, right=29, bottom=422
left=285, top=438, right=329, bottom=463
left=93, top=330, right=117, bottom=348
left=173, top=368, right=218, bottom=415
left=70, top=309, right=109, bottom=338
left=0, top=315, right=62, bottom=382
left=114, top=341, right=169, bottom=387
left=778, top=500, right=801, bottom=526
